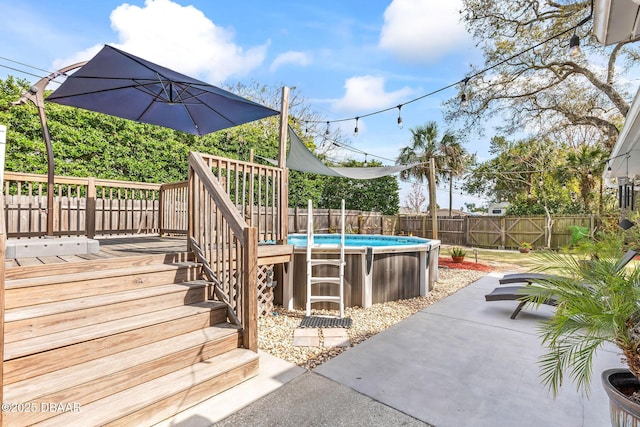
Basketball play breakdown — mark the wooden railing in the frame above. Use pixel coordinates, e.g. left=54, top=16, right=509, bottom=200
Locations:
left=2, top=172, right=183, bottom=238
left=199, top=153, right=285, bottom=243
left=188, top=152, right=258, bottom=352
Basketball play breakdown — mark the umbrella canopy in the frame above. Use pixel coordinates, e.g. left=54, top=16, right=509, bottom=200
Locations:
left=47, top=45, right=279, bottom=135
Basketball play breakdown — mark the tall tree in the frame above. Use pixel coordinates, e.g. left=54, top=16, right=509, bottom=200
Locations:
left=396, top=121, right=469, bottom=214
left=405, top=182, right=428, bottom=213
left=446, top=0, right=635, bottom=150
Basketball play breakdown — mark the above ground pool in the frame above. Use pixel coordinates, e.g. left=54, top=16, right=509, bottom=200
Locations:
left=281, top=234, right=441, bottom=311
left=287, top=234, right=432, bottom=248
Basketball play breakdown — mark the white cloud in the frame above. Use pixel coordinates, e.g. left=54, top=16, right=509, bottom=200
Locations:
left=53, top=0, right=268, bottom=84
left=332, top=75, right=413, bottom=112
left=379, top=0, right=471, bottom=63
left=270, top=51, right=312, bottom=72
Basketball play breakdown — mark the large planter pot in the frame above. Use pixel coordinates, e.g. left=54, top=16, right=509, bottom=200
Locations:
left=602, top=368, right=640, bottom=426
left=518, top=247, right=530, bottom=253
left=451, top=256, right=465, bottom=263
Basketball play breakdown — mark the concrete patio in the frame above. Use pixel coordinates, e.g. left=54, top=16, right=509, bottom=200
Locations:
left=157, top=272, right=625, bottom=426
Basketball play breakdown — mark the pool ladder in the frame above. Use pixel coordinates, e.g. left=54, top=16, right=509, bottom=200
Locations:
left=306, top=199, right=345, bottom=318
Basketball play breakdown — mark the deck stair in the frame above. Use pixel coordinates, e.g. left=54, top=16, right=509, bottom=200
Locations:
left=2, top=251, right=259, bottom=426
left=305, top=199, right=346, bottom=318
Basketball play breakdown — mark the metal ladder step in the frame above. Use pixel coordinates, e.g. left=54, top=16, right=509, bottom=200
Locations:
left=309, top=259, right=343, bottom=267
left=310, top=277, right=341, bottom=284
left=306, top=199, right=345, bottom=318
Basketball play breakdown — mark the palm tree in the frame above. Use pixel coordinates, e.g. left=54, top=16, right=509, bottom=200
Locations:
left=397, top=122, right=470, bottom=215
left=565, top=145, right=608, bottom=214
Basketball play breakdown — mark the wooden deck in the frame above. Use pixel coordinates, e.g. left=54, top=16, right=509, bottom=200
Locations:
left=5, top=235, right=294, bottom=269
left=5, top=236, right=190, bottom=269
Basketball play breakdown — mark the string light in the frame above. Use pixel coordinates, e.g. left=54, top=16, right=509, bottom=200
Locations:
left=397, top=105, right=403, bottom=129
left=569, top=32, right=581, bottom=57
left=325, top=121, right=330, bottom=136
left=354, top=117, right=359, bottom=136
left=460, top=78, right=470, bottom=107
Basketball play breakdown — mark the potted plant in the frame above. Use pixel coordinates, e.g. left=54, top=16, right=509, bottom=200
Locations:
left=449, top=246, right=466, bottom=263
left=524, top=249, right=640, bottom=425
left=519, top=242, right=532, bottom=253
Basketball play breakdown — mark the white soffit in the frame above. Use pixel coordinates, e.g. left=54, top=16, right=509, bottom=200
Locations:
left=594, top=0, right=640, bottom=45
left=607, top=85, right=640, bottom=180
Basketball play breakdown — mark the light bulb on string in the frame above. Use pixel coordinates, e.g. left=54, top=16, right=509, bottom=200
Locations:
left=587, top=170, right=593, bottom=179
left=569, top=32, right=581, bottom=57
left=364, top=154, right=368, bottom=165
left=397, top=105, right=403, bottom=129
left=354, top=117, right=359, bottom=136
left=304, top=121, right=309, bottom=135
left=325, top=121, right=330, bottom=136
left=460, top=77, right=470, bottom=108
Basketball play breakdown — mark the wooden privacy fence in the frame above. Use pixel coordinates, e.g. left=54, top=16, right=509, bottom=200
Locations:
left=388, top=214, right=612, bottom=249
left=289, top=209, right=612, bottom=250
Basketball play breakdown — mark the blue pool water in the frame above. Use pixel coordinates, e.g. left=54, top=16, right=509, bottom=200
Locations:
left=287, top=234, right=430, bottom=247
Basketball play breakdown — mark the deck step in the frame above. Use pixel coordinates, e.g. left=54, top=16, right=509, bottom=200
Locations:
left=3, top=324, right=242, bottom=426
left=5, top=252, right=192, bottom=280
left=4, top=302, right=227, bottom=384
left=5, top=281, right=208, bottom=342
left=5, top=262, right=201, bottom=309
left=37, top=348, right=259, bottom=427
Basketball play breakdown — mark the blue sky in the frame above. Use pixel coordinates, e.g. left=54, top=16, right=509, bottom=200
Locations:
left=0, top=0, right=492, bottom=210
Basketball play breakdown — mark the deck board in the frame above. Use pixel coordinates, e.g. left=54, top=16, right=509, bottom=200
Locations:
left=5, top=236, right=292, bottom=269
left=5, top=236, right=189, bottom=269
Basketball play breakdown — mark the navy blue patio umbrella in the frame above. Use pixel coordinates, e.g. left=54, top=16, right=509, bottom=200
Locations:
left=47, top=44, right=279, bottom=135
left=15, top=44, right=279, bottom=236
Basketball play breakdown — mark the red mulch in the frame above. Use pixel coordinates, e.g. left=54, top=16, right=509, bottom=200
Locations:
left=438, top=257, right=494, bottom=272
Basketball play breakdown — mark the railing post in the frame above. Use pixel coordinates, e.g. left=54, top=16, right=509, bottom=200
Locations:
left=243, top=227, right=258, bottom=352
left=86, top=177, right=96, bottom=238
left=187, top=163, right=195, bottom=252
left=278, top=87, right=290, bottom=243
left=158, top=184, right=165, bottom=236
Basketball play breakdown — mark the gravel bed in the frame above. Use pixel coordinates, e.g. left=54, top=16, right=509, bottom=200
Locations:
left=258, top=267, right=488, bottom=370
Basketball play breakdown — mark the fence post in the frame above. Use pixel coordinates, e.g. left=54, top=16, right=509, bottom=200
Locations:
left=500, top=216, right=506, bottom=249
left=86, top=177, right=96, bottom=239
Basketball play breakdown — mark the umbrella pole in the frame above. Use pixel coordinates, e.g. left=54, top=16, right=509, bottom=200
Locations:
left=36, top=104, right=55, bottom=236
left=13, top=62, right=87, bottom=237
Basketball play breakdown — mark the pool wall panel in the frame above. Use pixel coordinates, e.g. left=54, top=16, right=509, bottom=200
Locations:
left=371, top=253, right=420, bottom=304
